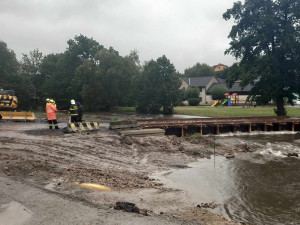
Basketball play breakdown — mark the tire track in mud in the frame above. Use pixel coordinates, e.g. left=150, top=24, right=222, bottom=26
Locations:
left=1, top=143, right=158, bottom=190
left=0, top=126, right=214, bottom=191
left=0, top=136, right=139, bottom=171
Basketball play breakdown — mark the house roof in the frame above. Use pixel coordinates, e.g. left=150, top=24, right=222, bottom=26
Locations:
left=182, top=76, right=215, bottom=87
left=216, top=78, right=225, bottom=83
left=212, top=63, right=228, bottom=69
left=207, top=82, right=253, bottom=94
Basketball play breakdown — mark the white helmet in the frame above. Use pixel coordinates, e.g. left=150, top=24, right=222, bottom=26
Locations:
left=70, top=99, right=75, bottom=104
left=46, top=98, right=50, bottom=102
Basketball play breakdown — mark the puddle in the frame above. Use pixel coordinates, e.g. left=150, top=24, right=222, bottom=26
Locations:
left=0, top=201, right=32, bottom=225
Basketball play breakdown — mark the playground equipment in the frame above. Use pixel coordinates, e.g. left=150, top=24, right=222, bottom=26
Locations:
left=211, top=100, right=219, bottom=107
left=223, top=93, right=239, bottom=107
left=211, top=93, right=240, bottom=107
left=220, top=99, right=228, bottom=106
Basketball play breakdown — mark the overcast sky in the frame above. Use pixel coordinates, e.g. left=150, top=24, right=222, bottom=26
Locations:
left=0, top=0, right=238, bottom=72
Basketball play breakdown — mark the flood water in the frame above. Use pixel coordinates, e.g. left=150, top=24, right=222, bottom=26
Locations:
left=164, top=133, right=300, bottom=225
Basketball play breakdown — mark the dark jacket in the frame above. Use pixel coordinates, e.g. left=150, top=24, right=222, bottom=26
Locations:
left=69, top=104, right=79, bottom=116
left=76, top=101, right=83, bottom=116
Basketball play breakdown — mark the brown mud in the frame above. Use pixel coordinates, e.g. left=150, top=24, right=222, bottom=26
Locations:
left=0, top=122, right=247, bottom=224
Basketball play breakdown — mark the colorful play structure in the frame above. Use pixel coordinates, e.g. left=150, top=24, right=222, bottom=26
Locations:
left=211, top=93, right=239, bottom=107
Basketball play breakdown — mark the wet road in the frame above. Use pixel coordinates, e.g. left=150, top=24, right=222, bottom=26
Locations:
left=0, top=176, right=198, bottom=225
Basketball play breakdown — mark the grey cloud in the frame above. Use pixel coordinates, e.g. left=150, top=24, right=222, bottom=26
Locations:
left=0, top=0, right=237, bottom=72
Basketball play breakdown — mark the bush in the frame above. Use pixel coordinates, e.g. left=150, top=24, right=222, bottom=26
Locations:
left=211, top=86, right=228, bottom=100
left=185, top=87, right=200, bottom=100
left=163, top=105, right=173, bottom=114
left=188, top=98, right=201, bottom=106
left=191, top=133, right=202, bottom=139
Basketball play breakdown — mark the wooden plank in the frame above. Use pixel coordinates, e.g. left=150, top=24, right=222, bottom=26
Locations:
left=110, top=120, right=138, bottom=129
left=120, top=128, right=165, bottom=137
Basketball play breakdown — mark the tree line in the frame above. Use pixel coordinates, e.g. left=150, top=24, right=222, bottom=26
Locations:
left=1, top=0, right=300, bottom=116
left=0, top=35, right=221, bottom=114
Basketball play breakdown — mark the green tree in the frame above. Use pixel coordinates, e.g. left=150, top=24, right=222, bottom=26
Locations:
left=81, top=48, right=140, bottom=111
left=135, top=55, right=181, bottom=114
left=41, top=35, right=104, bottom=108
left=223, top=0, right=300, bottom=116
left=0, top=41, right=35, bottom=109
left=215, top=68, right=229, bottom=79
left=0, top=41, right=19, bottom=88
left=210, top=86, right=228, bottom=100
left=184, top=63, right=215, bottom=77
left=20, top=49, right=44, bottom=104
left=184, top=87, right=200, bottom=99
left=41, top=53, right=73, bottom=108
left=67, top=34, right=103, bottom=61
left=184, top=87, right=201, bottom=106
left=21, top=49, right=43, bottom=76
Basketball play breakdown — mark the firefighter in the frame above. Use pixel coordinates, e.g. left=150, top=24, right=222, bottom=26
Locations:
left=50, top=99, right=57, bottom=107
left=76, top=101, right=83, bottom=122
left=46, top=99, right=59, bottom=129
left=69, top=99, right=79, bottom=123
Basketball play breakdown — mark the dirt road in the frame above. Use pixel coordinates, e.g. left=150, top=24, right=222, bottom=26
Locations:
left=0, top=122, right=239, bottom=225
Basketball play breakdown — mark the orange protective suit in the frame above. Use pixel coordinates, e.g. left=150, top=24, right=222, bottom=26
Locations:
left=46, top=103, right=57, bottom=120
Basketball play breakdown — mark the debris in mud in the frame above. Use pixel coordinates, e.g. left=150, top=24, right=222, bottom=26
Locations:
left=170, top=164, right=189, bottom=169
left=178, top=145, right=185, bottom=151
left=225, top=153, right=235, bottom=159
left=287, top=152, right=298, bottom=157
left=114, top=202, right=149, bottom=216
left=121, top=136, right=133, bottom=145
left=197, top=202, right=220, bottom=209
left=239, top=144, right=252, bottom=152
left=23, top=129, right=64, bottom=136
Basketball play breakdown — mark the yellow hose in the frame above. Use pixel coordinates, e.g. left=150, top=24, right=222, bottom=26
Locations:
left=75, top=182, right=111, bottom=191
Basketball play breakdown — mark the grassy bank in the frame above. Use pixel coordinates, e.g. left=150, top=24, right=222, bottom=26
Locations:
left=174, top=105, right=300, bottom=117
left=35, top=105, right=299, bottom=120
left=114, top=105, right=300, bottom=117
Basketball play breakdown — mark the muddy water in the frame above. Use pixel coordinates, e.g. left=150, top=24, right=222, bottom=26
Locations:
left=164, top=133, right=300, bottom=225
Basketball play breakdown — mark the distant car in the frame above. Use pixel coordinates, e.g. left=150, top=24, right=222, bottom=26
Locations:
left=292, top=99, right=300, bottom=105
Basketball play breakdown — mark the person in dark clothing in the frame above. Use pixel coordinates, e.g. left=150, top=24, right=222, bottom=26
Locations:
left=76, top=101, right=83, bottom=122
left=69, top=99, right=79, bottom=123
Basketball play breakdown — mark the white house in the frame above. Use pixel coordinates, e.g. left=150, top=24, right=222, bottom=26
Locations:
left=181, top=76, right=219, bottom=104
left=181, top=76, right=254, bottom=105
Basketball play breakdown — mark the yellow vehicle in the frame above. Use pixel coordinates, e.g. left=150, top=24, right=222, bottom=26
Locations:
left=0, top=89, right=36, bottom=121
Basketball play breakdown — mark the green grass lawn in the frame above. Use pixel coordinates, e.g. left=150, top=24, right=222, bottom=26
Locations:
left=34, top=105, right=300, bottom=120
left=113, top=105, right=300, bottom=117
left=174, top=105, right=300, bottom=117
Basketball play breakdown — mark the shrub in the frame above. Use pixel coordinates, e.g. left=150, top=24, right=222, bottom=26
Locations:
left=163, top=105, right=173, bottom=114
left=185, top=87, right=200, bottom=100
left=211, top=86, right=228, bottom=100
left=188, top=98, right=201, bottom=106
left=191, top=133, right=202, bottom=139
